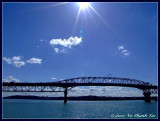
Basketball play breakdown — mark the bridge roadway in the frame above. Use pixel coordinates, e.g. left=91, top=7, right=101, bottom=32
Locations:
left=2, top=82, right=158, bottom=89
left=2, top=77, right=158, bottom=103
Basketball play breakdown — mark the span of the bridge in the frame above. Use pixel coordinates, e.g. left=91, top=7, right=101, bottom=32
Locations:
left=2, top=77, right=158, bottom=103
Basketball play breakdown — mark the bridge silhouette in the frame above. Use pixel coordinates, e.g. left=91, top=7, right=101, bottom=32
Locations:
left=2, top=77, right=158, bottom=103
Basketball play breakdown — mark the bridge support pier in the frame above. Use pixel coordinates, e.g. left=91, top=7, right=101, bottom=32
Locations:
left=143, top=90, right=151, bottom=102
left=64, top=87, right=68, bottom=104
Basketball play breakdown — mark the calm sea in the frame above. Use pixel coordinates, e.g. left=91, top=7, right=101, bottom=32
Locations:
left=2, top=99, right=158, bottom=119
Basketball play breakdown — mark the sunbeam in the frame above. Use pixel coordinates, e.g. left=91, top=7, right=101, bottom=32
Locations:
left=88, top=4, right=113, bottom=32
left=72, top=2, right=90, bottom=35
left=72, top=7, right=81, bottom=35
left=21, top=2, right=70, bottom=13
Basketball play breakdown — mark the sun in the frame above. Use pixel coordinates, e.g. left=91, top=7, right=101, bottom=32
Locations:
left=77, top=2, right=90, bottom=9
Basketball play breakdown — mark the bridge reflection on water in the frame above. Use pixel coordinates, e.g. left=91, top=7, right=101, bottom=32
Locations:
left=2, top=77, right=158, bottom=103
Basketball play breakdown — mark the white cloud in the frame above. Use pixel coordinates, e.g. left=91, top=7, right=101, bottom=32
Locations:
left=54, top=48, right=59, bottom=53
left=12, top=56, right=25, bottom=68
left=118, top=46, right=124, bottom=50
left=68, top=86, right=143, bottom=97
left=13, top=61, right=25, bottom=68
left=2, top=79, right=9, bottom=83
left=3, top=86, right=144, bottom=97
left=3, top=56, right=42, bottom=68
left=3, top=76, right=20, bottom=83
left=108, top=80, right=112, bottom=83
left=124, top=52, right=130, bottom=56
left=26, top=58, right=42, bottom=64
left=118, top=46, right=130, bottom=56
left=60, top=49, right=67, bottom=53
left=51, top=77, right=57, bottom=80
left=50, top=36, right=82, bottom=48
left=3, top=56, right=25, bottom=68
left=12, top=56, right=21, bottom=61
left=3, top=57, right=12, bottom=64
left=40, top=39, right=47, bottom=42
left=121, top=49, right=128, bottom=53
left=54, top=48, right=67, bottom=54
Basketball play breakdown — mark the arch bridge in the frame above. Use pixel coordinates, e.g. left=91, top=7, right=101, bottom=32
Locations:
left=2, top=77, right=158, bottom=103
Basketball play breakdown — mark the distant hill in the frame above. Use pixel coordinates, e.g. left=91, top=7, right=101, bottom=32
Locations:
left=3, top=95, right=158, bottom=101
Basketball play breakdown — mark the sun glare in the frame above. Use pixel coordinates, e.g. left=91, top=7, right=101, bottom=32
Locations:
left=73, top=2, right=112, bottom=35
left=78, top=2, right=90, bottom=9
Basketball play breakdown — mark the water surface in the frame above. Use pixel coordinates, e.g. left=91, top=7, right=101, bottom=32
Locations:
left=3, top=99, right=158, bottom=119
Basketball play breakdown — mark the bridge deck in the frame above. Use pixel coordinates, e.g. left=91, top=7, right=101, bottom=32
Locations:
left=2, top=82, right=158, bottom=89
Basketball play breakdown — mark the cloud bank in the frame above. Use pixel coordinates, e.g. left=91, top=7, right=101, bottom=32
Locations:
left=49, top=36, right=82, bottom=53
left=50, top=36, right=82, bottom=48
left=3, top=76, right=20, bottom=83
left=3, top=56, right=42, bottom=68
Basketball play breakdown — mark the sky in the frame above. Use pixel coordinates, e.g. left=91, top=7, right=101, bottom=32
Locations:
left=2, top=2, right=158, bottom=97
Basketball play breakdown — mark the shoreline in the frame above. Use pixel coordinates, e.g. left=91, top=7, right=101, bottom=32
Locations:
left=3, top=95, right=158, bottom=101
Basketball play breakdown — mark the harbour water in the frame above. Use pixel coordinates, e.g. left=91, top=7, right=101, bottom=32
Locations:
left=2, top=99, right=158, bottom=119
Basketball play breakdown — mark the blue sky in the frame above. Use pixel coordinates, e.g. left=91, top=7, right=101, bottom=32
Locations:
left=2, top=2, right=158, bottom=96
